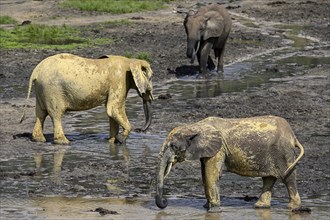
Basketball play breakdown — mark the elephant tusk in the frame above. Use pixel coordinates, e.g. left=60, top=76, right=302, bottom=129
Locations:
left=141, top=100, right=152, bottom=132
left=191, top=41, right=201, bottom=64
left=164, top=162, right=173, bottom=179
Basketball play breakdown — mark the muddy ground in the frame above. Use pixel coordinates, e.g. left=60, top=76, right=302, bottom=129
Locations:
left=0, top=0, right=329, bottom=219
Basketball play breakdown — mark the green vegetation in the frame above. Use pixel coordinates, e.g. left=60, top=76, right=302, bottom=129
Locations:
left=123, top=51, right=151, bottom=61
left=274, top=24, right=310, bottom=48
left=0, top=16, right=18, bottom=24
left=232, top=15, right=259, bottom=29
left=61, top=0, right=174, bottom=14
left=0, top=24, right=112, bottom=49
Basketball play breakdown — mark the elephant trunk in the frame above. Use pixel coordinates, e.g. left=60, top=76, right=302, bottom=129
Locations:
left=155, top=147, right=174, bottom=209
left=186, top=40, right=200, bottom=64
left=141, top=99, right=152, bottom=132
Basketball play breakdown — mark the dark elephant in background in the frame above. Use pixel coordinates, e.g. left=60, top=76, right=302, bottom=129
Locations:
left=184, top=4, right=232, bottom=75
left=155, top=116, right=304, bottom=212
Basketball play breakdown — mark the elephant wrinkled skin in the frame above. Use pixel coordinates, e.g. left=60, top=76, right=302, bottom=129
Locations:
left=184, top=4, right=232, bottom=75
left=155, top=116, right=304, bottom=212
left=20, top=53, right=154, bottom=145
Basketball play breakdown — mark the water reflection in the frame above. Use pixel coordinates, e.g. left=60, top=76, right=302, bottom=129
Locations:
left=255, top=208, right=272, bottom=220
left=33, top=146, right=67, bottom=184
left=109, top=143, right=130, bottom=161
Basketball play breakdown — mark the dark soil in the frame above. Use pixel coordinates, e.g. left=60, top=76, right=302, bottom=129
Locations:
left=0, top=0, right=329, bottom=211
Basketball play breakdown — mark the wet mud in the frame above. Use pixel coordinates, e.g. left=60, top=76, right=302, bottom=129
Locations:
left=0, top=0, right=329, bottom=219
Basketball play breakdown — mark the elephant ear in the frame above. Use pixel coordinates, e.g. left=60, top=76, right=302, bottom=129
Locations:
left=185, top=124, right=222, bottom=160
left=203, top=11, right=224, bottom=40
left=130, top=60, right=153, bottom=95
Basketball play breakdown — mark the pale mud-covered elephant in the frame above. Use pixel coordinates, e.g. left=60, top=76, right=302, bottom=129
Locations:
left=155, top=116, right=304, bottom=212
left=184, top=3, right=232, bottom=75
left=20, top=53, right=154, bottom=145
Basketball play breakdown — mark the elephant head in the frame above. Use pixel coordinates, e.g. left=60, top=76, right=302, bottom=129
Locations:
left=155, top=124, right=222, bottom=209
left=100, top=56, right=154, bottom=132
left=184, top=8, right=225, bottom=63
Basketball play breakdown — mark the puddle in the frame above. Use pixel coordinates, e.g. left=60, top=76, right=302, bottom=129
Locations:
left=279, top=56, right=330, bottom=66
left=1, top=47, right=329, bottom=219
left=0, top=195, right=328, bottom=219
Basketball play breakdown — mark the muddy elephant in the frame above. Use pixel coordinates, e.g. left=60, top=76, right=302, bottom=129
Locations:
left=184, top=4, right=231, bottom=75
left=155, top=116, right=304, bottom=212
left=20, top=53, right=154, bottom=145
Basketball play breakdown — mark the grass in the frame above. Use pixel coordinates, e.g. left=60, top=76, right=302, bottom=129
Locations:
left=0, top=24, right=112, bottom=49
left=61, top=0, right=174, bottom=14
left=0, top=16, right=18, bottom=24
left=0, top=15, right=18, bottom=24
left=123, top=51, right=151, bottom=62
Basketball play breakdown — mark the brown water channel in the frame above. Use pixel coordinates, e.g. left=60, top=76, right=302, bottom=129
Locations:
left=1, top=46, right=329, bottom=219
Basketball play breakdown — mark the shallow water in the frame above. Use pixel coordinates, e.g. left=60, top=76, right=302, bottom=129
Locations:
left=0, top=195, right=328, bottom=219
left=1, top=46, right=329, bottom=219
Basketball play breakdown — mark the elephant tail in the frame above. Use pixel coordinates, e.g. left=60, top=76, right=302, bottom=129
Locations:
left=283, top=139, right=305, bottom=180
left=20, top=70, right=37, bottom=123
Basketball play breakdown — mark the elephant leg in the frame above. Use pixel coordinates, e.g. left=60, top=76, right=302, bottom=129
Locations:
left=216, top=48, right=225, bottom=73
left=109, top=116, right=119, bottom=144
left=49, top=111, right=69, bottom=145
left=283, top=171, right=301, bottom=209
left=200, top=159, right=208, bottom=209
left=254, top=176, right=277, bottom=208
left=217, top=38, right=228, bottom=73
left=107, top=104, right=131, bottom=144
left=32, top=102, right=47, bottom=142
left=197, top=44, right=201, bottom=65
left=199, top=42, right=213, bottom=75
left=207, top=56, right=216, bottom=71
left=201, top=150, right=225, bottom=212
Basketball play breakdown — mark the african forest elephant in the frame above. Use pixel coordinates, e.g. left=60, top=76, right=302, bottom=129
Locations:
left=20, top=53, right=154, bottom=145
left=156, top=116, right=304, bottom=212
left=184, top=4, right=231, bottom=75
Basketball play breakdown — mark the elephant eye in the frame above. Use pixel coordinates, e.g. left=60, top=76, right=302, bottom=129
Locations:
left=141, top=67, right=148, bottom=76
left=170, top=143, right=178, bottom=150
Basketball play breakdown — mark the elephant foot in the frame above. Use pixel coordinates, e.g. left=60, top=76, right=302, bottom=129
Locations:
left=115, top=134, right=127, bottom=145
left=109, top=137, right=125, bottom=145
left=32, top=129, right=46, bottom=142
left=287, top=193, right=301, bottom=209
left=254, top=191, right=271, bottom=208
left=109, top=137, right=116, bottom=144
left=217, top=66, right=224, bottom=73
left=288, top=203, right=301, bottom=210
left=287, top=201, right=301, bottom=210
left=197, top=71, right=212, bottom=79
left=32, top=135, right=46, bottom=143
left=207, top=204, right=221, bottom=213
left=254, top=201, right=271, bottom=209
left=54, top=137, right=70, bottom=145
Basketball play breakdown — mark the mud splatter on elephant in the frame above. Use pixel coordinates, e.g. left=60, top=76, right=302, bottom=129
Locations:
left=155, top=116, right=304, bottom=212
left=20, top=53, right=154, bottom=145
